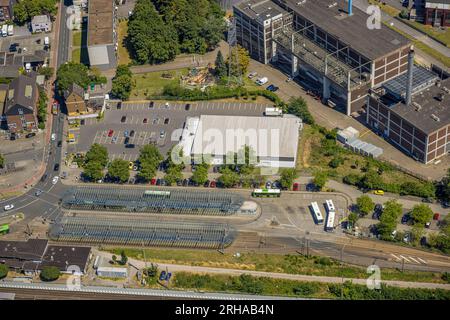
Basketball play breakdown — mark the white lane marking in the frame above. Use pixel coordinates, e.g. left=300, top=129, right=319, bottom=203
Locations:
left=417, top=257, right=427, bottom=264
left=408, top=256, right=420, bottom=264
left=390, top=254, right=402, bottom=261
left=399, top=255, right=411, bottom=263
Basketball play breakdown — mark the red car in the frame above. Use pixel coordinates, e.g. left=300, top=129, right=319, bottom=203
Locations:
left=108, top=129, right=114, bottom=137
left=210, top=180, right=216, bottom=188
left=433, top=213, right=440, bottom=221
left=150, top=178, right=156, bottom=185
left=143, top=118, right=148, bottom=124
left=293, top=183, right=299, bottom=191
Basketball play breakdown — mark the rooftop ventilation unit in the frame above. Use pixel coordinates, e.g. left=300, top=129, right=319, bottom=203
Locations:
left=431, top=114, right=440, bottom=122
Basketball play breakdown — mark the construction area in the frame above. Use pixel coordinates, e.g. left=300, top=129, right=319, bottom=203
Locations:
left=181, top=66, right=216, bottom=89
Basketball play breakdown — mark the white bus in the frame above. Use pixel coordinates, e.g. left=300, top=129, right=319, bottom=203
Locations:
left=325, top=199, right=335, bottom=213
left=310, top=201, right=324, bottom=224
left=325, top=210, right=335, bottom=232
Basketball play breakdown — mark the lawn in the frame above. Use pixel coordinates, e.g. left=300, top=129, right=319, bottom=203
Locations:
left=107, top=247, right=446, bottom=283
left=405, top=21, right=450, bottom=47
left=72, top=48, right=81, bottom=63
left=118, top=20, right=132, bottom=65
left=130, top=68, right=189, bottom=99
left=72, top=31, right=82, bottom=47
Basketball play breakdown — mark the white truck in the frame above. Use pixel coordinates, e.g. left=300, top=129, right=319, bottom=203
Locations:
left=264, top=107, right=282, bottom=116
left=256, top=77, right=268, bottom=85
left=7, top=25, right=13, bottom=36
left=1, top=25, right=7, bottom=37
left=44, top=36, right=50, bottom=46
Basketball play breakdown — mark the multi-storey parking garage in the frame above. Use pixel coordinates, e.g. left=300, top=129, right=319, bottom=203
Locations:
left=49, top=216, right=236, bottom=249
left=61, top=186, right=246, bottom=216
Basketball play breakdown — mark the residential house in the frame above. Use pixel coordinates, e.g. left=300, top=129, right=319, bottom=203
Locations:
left=63, top=83, right=87, bottom=116
left=3, top=74, right=39, bottom=133
left=31, top=15, right=52, bottom=33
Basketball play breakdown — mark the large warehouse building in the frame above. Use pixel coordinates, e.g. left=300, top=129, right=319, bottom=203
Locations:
left=179, top=115, right=302, bottom=168
left=234, top=0, right=411, bottom=115
left=87, top=0, right=117, bottom=69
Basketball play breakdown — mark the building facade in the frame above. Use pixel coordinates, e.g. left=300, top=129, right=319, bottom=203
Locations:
left=64, top=83, right=87, bottom=116
left=0, top=0, right=14, bottom=22
left=424, top=0, right=450, bottom=27
left=31, top=15, right=52, bottom=33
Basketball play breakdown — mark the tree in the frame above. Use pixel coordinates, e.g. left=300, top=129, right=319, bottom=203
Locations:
left=215, top=50, right=227, bottom=78
left=313, top=171, right=328, bottom=191
left=377, top=200, right=402, bottom=240
left=85, top=143, right=109, bottom=167
left=191, top=163, right=209, bottom=185
left=118, top=250, right=128, bottom=265
left=227, top=45, right=250, bottom=77
left=40, top=266, right=60, bottom=282
left=410, top=204, right=433, bottom=226
left=137, top=144, right=163, bottom=181
left=38, top=66, right=54, bottom=80
left=218, top=167, right=240, bottom=188
left=0, top=153, right=4, bottom=168
left=111, top=65, right=134, bottom=100
left=56, top=62, right=91, bottom=95
left=164, top=146, right=185, bottom=185
left=0, top=264, right=8, bottom=279
left=348, top=212, right=359, bottom=227
left=108, top=159, right=130, bottom=183
left=360, top=171, right=384, bottom=190
left=144, top=263, right=159, bottom=278
left=127, top=0, right=179, bottom=64
left=286, top=97, right=314, bottom=125
left=13, top=0, right=58, bottom=25
left=83, top=161, right=104, bottom=181
left=280, top=168, right=298, bottom=190
left=356, top=195, right=375, bottom=216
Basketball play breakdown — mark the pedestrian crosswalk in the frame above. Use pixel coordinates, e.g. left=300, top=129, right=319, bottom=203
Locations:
left=390, top=253, right=427, bottom=265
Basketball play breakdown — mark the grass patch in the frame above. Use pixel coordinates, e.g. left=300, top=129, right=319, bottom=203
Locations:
left=130, top=68, right=189, bottom=99
left=71, top=47, right=89, bottom=65
left=72, top=31, right=82, bottom=47
left=118, top=20, right=132, bottom=65
left=171, top=272, right=450, bottom=299
left=404, top=20, right=450, bottom=47
left=106, top=247, right=446, bottom=284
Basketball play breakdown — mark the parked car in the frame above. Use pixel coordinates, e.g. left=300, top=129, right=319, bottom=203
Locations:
left=51, top=133, right=56, bottom=141
left=143, top=118, right=148, bottom=124
left=266, top=84, right=279, bottom=92
left=433, top=213, right=440, bottom=221
left=210, top=180, right=216, bottom=188
left=176, top=179, right=183, bottom=186
left=128, top=162, right=134, bottom=170
left=41, top=174, right=48, bottom=182
left=149, top=101, right=154, bottom=108
left=185, top=103, right=191, bottom=111
left=265, top=181, right=272, bottom=189
left=248, top=71, right=257, bottom=79
left=4, top=204, right=14, bottom=211
left=112, top=136, right=117, bottom=143
left=124, top=130, right=129, bottom=137
left=401, top=214, right=410, bottom=224
left=26, top=132, right=36, bottom=138
left=52, top=176, right=59, bottom=185
left=117, top=102, right=122, bottom=109
left=124, top=137, right=130, bottom=144
left=35, top=189, right=43, bottom=197
left=130, top=130, right=135, bottom=137
left=121, top=116, right=126, bottom=123
left=373, top=190, right=384, bottom=195
left=151, top=178, right=156, bottom=185
left=422, top=197, right=433, bottom=203
left=159, top=271, right=166, bottom=281
left=54, top=163, right=60, bottom=171
left=108, top=129, right=114, bottom=137
left=166, top=272, right=172, bottom=281
left=293, top=183, right=299, bottom=191
left=125, top=144, right=135, bottom=148
left=156, top=178, right=161, bottom=185
left=425, top=221, right=431, bottom=228
left=57, top=140, right=62, bottom=147
left=164, top=118, right=170, bottom=125
left=160, top=130, right=166, bottom=138
left=204, top=180, right=210, bottom=188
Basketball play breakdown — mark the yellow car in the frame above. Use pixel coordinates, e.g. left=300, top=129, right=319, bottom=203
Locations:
left=128, top=162, right=134, bottom=170
left=373, top=190, right=385, bottom=195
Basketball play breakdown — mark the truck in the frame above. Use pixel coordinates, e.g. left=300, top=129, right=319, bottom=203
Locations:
left=7, top=25, right=13, bottom=36
left=264, top=107, right=282, bottom=116
left=1, top=25, right=7, bottom=37
left=256, top=77, right=268, bottom=85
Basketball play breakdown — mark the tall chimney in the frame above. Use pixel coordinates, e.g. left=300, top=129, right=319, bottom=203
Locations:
left=348, top=0, right=353, bottom=16
left=405, top=49, right=414, bottom=106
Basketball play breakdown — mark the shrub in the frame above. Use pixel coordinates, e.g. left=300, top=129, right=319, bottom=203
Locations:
left=40, top=266, right=60, bottom=282
left=0, top=264, right=8, bottom=279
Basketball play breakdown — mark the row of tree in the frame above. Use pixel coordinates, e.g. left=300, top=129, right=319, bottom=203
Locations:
left=127, top=0, right=226, bottom=64
left=56, top=62, right=107, bottom=96
left=13, top=0, right=57, bottom=25
left=111, top=65, right=135, bottom=100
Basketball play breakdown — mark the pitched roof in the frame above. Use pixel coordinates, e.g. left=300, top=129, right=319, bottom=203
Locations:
left=64, top=83, right=85, bottom=99
left=5, top=74, right=38, bottom=114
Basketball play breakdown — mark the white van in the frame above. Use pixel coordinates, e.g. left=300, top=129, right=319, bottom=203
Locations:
left=7, top=25, right=13, bottom=36
left=256, top=77, right=268, bottom=85
left=1, top=25, right=7, bottom=37
left=44, top=36, right=50, bottom=46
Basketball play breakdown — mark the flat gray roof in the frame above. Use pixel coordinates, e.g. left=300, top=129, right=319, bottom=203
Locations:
left=278, top=0, right=411, bottom=60
left=235, top=0, right=290, bottom=23
left=88, top=0, right=114, bottom=46
left=191, top=115, right=301, bottom=159
left=390, top=78, right=450, bottom=135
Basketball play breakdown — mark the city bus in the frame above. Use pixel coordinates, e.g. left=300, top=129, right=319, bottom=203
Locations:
left=325, top=199, right=336, bottom=232
left=310, top=202, right=324, bottom=224
left=0, top=224, right=9, bottom=235
left=252, top=188, right=281, bottom=198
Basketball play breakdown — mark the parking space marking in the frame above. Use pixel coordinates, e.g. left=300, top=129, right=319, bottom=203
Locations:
left=417, top=257, right=427, bottom=264
left=408, top=257, right=420, bottom=264
left=399, top=255, right=411, bottom=263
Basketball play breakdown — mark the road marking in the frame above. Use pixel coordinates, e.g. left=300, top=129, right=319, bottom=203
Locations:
left=408, top=257, right=420, bottom=264
left=399, top=255, right=411, bottom=263
left=417, top=257, right=427, bottom=264
left=390, top=254, right=402, bottom=261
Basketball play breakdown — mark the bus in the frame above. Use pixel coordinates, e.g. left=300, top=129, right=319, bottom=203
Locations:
left=325, top=210, right=336, bottom=232
left=310, top=202, right=324, bottom=224
left=325, top=199, right=335, bottom=213
left=0, top=224, right=9, bottom=235
left=252, top=188, right=281, bottom=198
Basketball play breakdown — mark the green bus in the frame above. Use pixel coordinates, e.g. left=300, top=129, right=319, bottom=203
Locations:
left=0, top=224, right=9, bottom=235
left=252, top=188, right=281, bottom=198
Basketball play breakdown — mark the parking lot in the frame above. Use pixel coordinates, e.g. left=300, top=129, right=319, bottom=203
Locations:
left=71, top=100, right=273, bottom=160
left=0, top=31, right=49, bottom=54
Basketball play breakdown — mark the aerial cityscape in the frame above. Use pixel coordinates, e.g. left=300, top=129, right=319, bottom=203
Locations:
left=0, top=0, right=449, bottom=305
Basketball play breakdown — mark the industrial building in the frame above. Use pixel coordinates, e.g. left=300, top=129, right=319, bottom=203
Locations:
left=179, top=114, right=302, bottom=168
left=87, top=0, right=116, bottom=69
left=423, top=0, right=450, bottom=27
left=0, top=239, right=91, bottom=275
left=367, top=50, right=449, bottom=164
left=234, top=0, right=411, bottom=115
